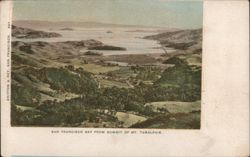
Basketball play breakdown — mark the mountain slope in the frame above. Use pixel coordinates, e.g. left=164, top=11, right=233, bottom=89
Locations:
left=12, top=25, right=62, bottom=39
left=144, top=28, right=202, bottom=50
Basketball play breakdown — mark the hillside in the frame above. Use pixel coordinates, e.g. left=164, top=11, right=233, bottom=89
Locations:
left=144, top=28, right=202, bottom=50
left=12, top=40, right=103, bottom=57
left=11, top=39, right=128, bottom=58
left=130, top=111, right=200, bottom=129
left=12, top=25, right=62, bottom=39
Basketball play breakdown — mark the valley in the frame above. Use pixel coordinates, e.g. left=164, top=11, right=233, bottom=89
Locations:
left=11, top=25, right=202, bottom=128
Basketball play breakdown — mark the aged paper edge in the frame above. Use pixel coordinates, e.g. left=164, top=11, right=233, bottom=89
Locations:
left=1, top=0, right=249, bottom=156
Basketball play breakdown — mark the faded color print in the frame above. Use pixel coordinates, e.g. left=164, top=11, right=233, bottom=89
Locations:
left=11, top=0, right=203, bottom=128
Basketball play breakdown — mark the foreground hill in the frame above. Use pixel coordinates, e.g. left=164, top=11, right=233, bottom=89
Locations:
left=130, top=111, right=200, bottom=129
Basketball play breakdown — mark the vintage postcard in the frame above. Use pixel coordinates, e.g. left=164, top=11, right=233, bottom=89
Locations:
left=1, top=0, right=249, bottom=156
left=10, top=0, right=202, bottom=129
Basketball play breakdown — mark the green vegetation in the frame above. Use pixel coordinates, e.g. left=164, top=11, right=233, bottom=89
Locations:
left=108, top=66, right=161, bottom=81
left=99, top=79, right=130, bottom=88
left=84, top=51, right=103, bottom=56
left=37, top=67, right=98, bottom=94
left=11, top=37, right=201, bottom=128
left=12, top=58, right=200, bottom=127
left=11, top=85, right=41, bottom=107
left=161, top=41, right=197, bottom=50
left=130, top=112, right=200, bottom=129
left=135, top=66, right=161, bottom=81
left=19, top=45, right=35, bottom=54
left=11, top=57, right=201, bottom=127
left=12, top=54, right=40, bottom=67
left=82, top=64, right=120, bottom=74
left=107, top=67, right=135, bottom=78
left=155, top=57, right=201, bottom=101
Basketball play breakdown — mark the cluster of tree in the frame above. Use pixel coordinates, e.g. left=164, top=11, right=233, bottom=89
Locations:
left=11, top=103, right=100, bottom=126
left=107, top=66, right=161, bottom=81
left=143, top=84, right=200, bottom=102
left=11, top=84, right=41, bottom=107
left=12, top=54, right=39, bottom=67
left=36, top=67, right=98, bottom=94
left=19, top=45, right=34, bottom=54
left=12, top=66, right=99, bottom=107
left=130, top=112, right=200, bottom=129
left=135, top=66, right=161, bottom=81
left=154, top=57, right=201, bottom=101
left=11, top=85, right=156, bottom=126
left=11, top=57, right=201, bottom=126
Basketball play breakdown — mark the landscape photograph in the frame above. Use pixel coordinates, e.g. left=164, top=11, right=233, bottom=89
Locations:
left=11, top=0, right=203, bottom=129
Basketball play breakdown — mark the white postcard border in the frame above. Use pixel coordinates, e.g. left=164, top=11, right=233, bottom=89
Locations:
left=1, top=1, right=249, bottom=156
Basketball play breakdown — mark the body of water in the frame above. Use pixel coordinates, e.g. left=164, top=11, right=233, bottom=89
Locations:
left=13, top=27, right=176, bottom=55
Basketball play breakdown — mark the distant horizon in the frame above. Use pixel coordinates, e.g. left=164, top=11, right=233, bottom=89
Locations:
left=13, top=20, right=191, bottom=29
left=13, top=0, right=203, bottom=29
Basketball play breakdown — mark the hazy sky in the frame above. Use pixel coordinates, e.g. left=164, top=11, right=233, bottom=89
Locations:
left=13, top=0, right=203, bottom=29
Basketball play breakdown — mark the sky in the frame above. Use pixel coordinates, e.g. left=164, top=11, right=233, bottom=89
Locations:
left=13, top=0, right=203, bottom=29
